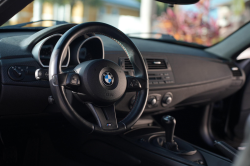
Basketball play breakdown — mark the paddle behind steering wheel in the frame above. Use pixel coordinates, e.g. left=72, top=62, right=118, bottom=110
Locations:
left=49, top=22, right=149, bottom=135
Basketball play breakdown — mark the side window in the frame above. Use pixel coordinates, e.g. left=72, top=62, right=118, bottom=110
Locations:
left=237, top=48, right=250, bottom=60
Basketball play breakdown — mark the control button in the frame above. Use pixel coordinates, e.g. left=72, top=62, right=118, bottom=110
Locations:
left=165, top=81, right=174, bottom=84
left=147, top=96, right=158, bottom=108
left=38, top=70, right=43, bottom=77
left=8, top=66, right=37, bottom=82
left=71, top=76, right=77, bottom=84
left=163, top=96, right=172, bottom=105
left=129, top=82, right=134, bottom=87
left=149, top=82, right=153, bottom=85
left=153, top=81, right=159, bottom=84
left=198, top=160, right=204, bottom=165
left=127, top=77, right=141, bottom=90
left=132, top=79, right=139, bottom=87
left=13, top=68, right=22, bottom=77
left=66, top=73, right=80, bottom=87
left=164, top=76, right=171, bottom=80
left=48, top=96, right=55, bottom=104
left=26, top=66, right=36, bottom=75
left=107, top=123, right=112, bottom=127
left=162, top=92, right=173, bottom=107
left=148, top=98, right=157, bottom=106
left=70, top=75, right=80, bottom=85
left=159, top=81, right=165, bottom=84
left=44, top=71, right=49, bottom=78
left=35, top=69, right=49, bottom=80
left=164, top=73, right=169, bottom=76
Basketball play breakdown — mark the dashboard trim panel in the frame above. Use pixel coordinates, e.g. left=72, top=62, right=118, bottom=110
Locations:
left=31, top=34, right=70, bottom=68
left=0, top=29, right=246, bottom=115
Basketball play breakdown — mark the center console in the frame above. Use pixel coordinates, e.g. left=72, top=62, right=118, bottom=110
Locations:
left=72, top=114, right=233, bottom=166
left=152, top=115, right=204, bottom=163
left=121, top=115, right=232, bottom=166
left=120, top=58, right=176, bottom=111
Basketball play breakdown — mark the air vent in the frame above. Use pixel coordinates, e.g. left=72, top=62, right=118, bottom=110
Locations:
left=146, top=59, right=167, bottom=69
left=124, top=59, right=133, bottom=70
left=228, top=64, right=242, bottom=77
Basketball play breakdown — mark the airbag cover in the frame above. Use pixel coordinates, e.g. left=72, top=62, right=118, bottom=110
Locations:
left=74, top=59, right=127, bottom=105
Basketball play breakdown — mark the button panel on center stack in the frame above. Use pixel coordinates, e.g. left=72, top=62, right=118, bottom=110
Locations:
left=148, top=71, right=175, bottom=85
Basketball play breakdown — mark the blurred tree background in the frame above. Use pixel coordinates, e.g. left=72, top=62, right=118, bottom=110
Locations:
left=155, top=0, right=219, bottom=46
left=154, top=0, right=249, bottom=46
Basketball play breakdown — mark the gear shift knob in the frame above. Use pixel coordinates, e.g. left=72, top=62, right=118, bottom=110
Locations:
left=161, top=115, right=176, bottom=143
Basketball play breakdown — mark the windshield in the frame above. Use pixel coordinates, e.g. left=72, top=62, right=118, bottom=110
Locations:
left=1, top=0, right=250, bottom=46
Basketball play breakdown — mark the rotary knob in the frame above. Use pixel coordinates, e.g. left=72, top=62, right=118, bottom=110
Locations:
left=163, top=96, right=172, bottom=105
left=162, top=93, right=173, bottom=107
left=147, top=96, right=158, bottom=108
left=8, top=66, right=24, bottom=81
left=148, top=98, right=157, bottom=106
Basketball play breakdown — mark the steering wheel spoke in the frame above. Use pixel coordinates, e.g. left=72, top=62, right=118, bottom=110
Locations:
left=52, top=72, right=81, bottom=91
left=86, top=103, right=118, bottom=130
left=126, top=76, right=147, bottom=92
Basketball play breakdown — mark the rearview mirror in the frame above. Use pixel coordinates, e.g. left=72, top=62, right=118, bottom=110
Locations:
left=156, top=0, right=200, bottom=5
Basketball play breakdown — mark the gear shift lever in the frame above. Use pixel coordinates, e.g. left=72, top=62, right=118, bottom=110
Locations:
left=151, top=115, right=203, bottom=163
left=161, top=115, right=178, bottom=151
left=161, top=115, right=176, bottom=143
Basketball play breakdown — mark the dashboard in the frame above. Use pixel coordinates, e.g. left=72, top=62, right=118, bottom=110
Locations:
left=0, top=24, right=246, bottom=115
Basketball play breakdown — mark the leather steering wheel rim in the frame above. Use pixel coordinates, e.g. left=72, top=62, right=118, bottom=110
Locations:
left=49, top=22, right=149, bottom=135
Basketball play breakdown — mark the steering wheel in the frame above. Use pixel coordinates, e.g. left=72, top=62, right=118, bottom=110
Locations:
left=49, top=22, right=149, bottom=135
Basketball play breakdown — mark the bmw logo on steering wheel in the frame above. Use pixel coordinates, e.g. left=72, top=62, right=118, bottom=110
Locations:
left=102, top=72, right=114, bottom=86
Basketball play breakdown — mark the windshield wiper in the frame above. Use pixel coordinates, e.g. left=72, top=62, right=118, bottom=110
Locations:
left=0, top=20, right=68, bottom=29
left=127, top=32, right=176, bottom=40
